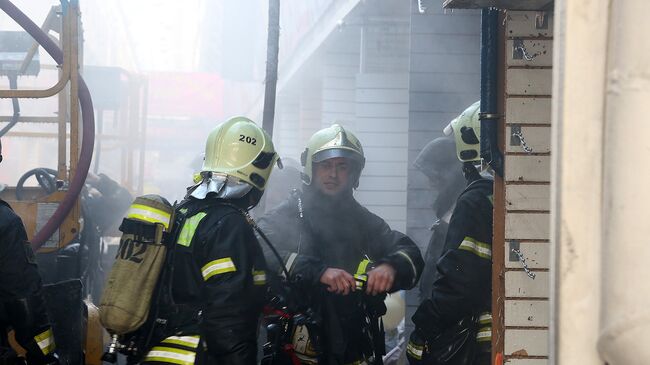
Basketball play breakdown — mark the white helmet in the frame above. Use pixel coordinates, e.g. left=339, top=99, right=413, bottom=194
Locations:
left=443, top=101, right=481, bottom=163
left=202, top=116, right=279, bottom=191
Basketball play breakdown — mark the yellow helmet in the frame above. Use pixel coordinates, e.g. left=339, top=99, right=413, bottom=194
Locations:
left=443, top=101, right=481, bottom=162
left=202, top=116, right=279, bottom=191
left=300, top=124, right=365, bottom=186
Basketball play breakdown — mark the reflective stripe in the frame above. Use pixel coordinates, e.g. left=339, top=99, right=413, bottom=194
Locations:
left=479, top=312, right=492, bottom=325
left=396, top=250, right=419, bottom=285
left=177, top=212, right=207, bottom=247
left=476, top=326, right=492, bottom=342
left=126, top=204, right=171, bottom=229
left=161, top=335, right=200, bottom=349
left=406, top=342, right=424, bottom=359
left=253, top=270, right=266, bottom=285
left=144, top=346, right=196, bottom=365
left=354, top=274, right=367, bottom=290
left=285, top=252, right=298, bottom=273
left=201, top=257, right=236, bottom=280
left=356, top=259, right=371, bottom=275
left=34, top=328, right=55, bottom=355
left=458, top=236, right=492, bottom=259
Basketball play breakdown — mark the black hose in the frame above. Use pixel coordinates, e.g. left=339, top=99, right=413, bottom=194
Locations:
left=253, top=224, right=291, bottom=280
left=0, top=72, right=20, bottom=137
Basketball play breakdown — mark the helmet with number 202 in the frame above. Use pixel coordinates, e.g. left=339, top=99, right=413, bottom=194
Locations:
left=202, top=116, right=279, bottom=191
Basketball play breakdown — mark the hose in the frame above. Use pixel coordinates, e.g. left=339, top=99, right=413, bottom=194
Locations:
left=0, top=72, right=20, bottom=137
left=15, top=167, right=58, bottom=200
left=0, top=0, right=95, bottom=250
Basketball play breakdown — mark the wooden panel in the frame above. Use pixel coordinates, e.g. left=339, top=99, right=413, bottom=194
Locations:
left=322, top=100, right=355, bottom=113
left=364, top=162, right=408, bottom=177
left=356, top=103, right=409, bottom=118
left=324, top=53, right=358, bottom=67
left=506, top=98, right=552, bottom=125
left=410, top=33, right=480, bottom=55
left=359, top=176, right=407, bottom=191
left=364, top=147, right=408, bottom=162
left=504, top=329, right=549, bottom=356
left=507, top=39, right=553, bottom=67
left=506, top=184, right=550, bottom=211
left=323, top=77, right=355, bottom=90
left=365, top=205, right=406, bottom=221
left=355, top=191, right=407, bottom=206
left=356, top=88, right=409, bottom=104
left=324, top=64, right=359, bottom=78
left=504, top=360, right=548, bottom=365
left=390, top=220, right=406, bottom=233
left=505, top=272, right=549, bottom=298
left=356, top=132, right=408, bottom=148
left=506, top=11, right=554, bottom=38
left=505, top=213, right=550, bottom=240
left=356, top=118, right=408, bottom=133
left=505, top=155, right=551, bottom=182
left=323, top=89, right=356, bottom=102
left=506, top=241, right=550, bottom=269
left=506, top=125, right=551, bottom=153
left=506, top=69, right=553, bottom=96
left=355, top=73, right=409, bottom=89
left=505, top=300, right=549, bottom=327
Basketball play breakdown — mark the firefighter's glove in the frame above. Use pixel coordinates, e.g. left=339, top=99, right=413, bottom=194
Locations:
left=406, top=329, right=429, bottom=365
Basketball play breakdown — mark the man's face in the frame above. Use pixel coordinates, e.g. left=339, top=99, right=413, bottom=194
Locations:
left=313, top=157, right=352, bottom=196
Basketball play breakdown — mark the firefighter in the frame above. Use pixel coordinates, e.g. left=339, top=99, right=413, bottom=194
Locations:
left=406, top=102, right=493, bottom=365
left=258, top=124, right=424, bottom=365
left=413, top=137, right=465, bottom=302
left=139, top=117, right=280, bottom=365
left=0, top=139, right=59, bottom=365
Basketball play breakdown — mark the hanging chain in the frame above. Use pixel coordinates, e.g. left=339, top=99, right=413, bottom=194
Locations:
left=514, top=42, right=538, bottom=61
left=511, top=128, right=533, bottom=153
left=417, top=0, right=427, bottom=14
left=511, top=248, right=536, bottom=279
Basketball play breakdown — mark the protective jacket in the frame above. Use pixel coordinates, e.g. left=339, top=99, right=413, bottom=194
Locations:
left=258, top=189, right=423, bottom=365
left=408, top=178, right=493, bottom=365
left=418, top=213, right=451, bottom=303
left=0, top=200, right=58, bottom=365
left=141, top=198, right=268, bottom=365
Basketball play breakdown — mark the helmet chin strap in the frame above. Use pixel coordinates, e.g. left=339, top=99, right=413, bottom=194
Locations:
left=462, top=161, right=482, bottom=184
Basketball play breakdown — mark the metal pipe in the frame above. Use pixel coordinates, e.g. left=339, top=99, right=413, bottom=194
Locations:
left=479, top=8, right=503, bottom=177
left=0, top=72, right=20, bottom=137
left=261, top=0, right=280, bottom=136
left=596, top=0, right=650, bottom=362
left=0, top=0, right=95, bottom=250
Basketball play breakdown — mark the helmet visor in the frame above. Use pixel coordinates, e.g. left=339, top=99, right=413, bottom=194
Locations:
left=312, top=148, right=364, bottom=166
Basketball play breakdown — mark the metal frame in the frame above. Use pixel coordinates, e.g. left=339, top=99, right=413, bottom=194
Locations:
left=0, top=3, right=81, bottom=251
